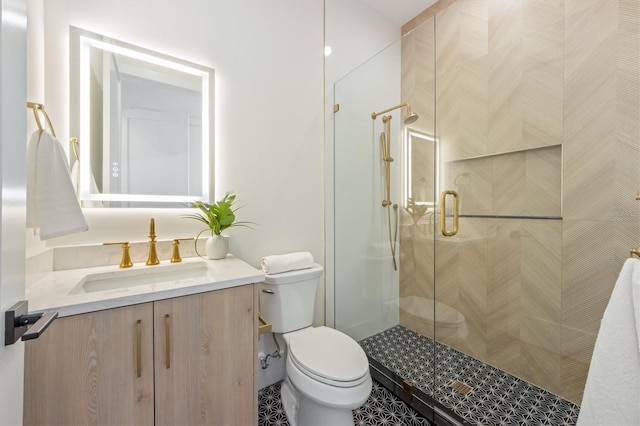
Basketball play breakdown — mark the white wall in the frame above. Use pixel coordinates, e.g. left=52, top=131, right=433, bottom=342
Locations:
left=29, top=0, right=325, bottom=318
left=28, top=1, right=325, bottom=393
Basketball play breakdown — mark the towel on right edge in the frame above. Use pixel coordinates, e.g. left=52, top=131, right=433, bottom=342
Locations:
left=577, top=258, right=640, bottom=425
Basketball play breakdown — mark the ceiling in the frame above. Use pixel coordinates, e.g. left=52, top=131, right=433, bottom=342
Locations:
left=361, top=0, right=439, bottom=26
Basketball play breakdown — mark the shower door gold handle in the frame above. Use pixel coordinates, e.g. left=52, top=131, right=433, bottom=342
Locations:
left=440, top=190, right=459, bottom=237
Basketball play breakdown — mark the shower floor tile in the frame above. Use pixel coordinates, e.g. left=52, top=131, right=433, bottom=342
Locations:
left=359, top=325, right=580, bottom=426
left=258, top=379, right=434, bottom=426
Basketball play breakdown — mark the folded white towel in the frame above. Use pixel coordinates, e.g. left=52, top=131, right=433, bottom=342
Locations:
left=27, top=130, right=88, bottom=240
left=261, top=252, right=315, bottom=274
left=577, top=258, right=640, bottom=425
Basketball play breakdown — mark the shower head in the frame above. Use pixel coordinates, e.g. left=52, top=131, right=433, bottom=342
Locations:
left=372, top=103, right=419, bottom=125
left=403, top=106, right=419, bottom=124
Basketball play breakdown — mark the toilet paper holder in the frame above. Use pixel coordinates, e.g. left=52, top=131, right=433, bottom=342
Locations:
left=258, top=314, right=272, bottom=335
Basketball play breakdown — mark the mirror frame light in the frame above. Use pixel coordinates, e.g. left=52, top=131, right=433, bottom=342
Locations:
left=70, top=26, right=214, bottom=205
left=404, top=128, right=439, bottom=208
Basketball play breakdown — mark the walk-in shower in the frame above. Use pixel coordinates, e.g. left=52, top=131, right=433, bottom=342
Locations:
left=333, top=1, right=640, bottom=425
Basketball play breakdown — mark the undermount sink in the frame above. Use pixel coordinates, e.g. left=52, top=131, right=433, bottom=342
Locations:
left=68, top=261, right=211, bottom=295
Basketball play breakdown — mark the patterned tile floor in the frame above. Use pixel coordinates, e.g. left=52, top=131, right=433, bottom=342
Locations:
left=258, top=380, right=434, bottom=426
left=359, top=325, right=581, bottom=426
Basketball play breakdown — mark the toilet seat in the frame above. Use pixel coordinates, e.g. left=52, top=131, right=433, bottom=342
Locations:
left=287, top=327, right=369, bottom=388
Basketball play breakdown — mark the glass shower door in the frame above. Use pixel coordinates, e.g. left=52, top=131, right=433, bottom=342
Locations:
left=333, top=15, right=439, bottom=424
left=333, top=36, right=404, bottom=343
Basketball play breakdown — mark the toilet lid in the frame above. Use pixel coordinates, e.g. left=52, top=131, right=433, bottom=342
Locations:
left=288, top=327, right=369, bottom=385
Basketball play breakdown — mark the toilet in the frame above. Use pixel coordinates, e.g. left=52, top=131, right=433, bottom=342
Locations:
left=260, top=264, right=372, bottom=426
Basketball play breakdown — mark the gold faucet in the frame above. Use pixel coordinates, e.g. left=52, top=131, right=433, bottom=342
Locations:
left=171, top=239, right=182, bottom=263
left=170, top=237, right=195, bottom=263
left=103, top=242, right=133, bottom=268
left=146, top=218, right=160, bottom=266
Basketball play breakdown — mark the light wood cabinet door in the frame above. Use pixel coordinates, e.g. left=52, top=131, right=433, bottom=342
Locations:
left=154, top=284, right=257, bottom=426
left=24, top=303, right=154, bottom=426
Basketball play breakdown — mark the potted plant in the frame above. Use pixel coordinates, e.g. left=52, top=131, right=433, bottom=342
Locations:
left=184, top=192, right=254, bottom=259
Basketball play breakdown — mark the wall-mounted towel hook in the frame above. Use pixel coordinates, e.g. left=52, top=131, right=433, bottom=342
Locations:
left=26, top=102, right=56, bottom=137
left=69, top=137, right=79, bottom=162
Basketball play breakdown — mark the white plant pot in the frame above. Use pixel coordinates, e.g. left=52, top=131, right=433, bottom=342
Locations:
left=206, top=235, right=229, bottom=260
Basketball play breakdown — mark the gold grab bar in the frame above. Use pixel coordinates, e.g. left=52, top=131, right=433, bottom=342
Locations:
left=440, top=190, right=459, bottom=237
left=27, top=102, right=56, bottom=137
left=631, top=247, right=640, bottom=259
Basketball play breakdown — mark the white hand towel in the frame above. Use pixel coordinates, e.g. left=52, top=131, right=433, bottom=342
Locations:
left=261, top=252, right=314, bottom=274
left=27, top=130, right=88, bottom=240
left=577, top=258, right=640, bottom=425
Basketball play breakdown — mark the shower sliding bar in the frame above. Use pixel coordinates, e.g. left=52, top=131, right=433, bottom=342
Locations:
left=371, top=103, right=419, bottom=272
left=379, top=117, right=398, bottom=271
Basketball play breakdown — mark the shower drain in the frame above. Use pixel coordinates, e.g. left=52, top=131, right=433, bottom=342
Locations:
left=450, top=380, right=474, bottom=395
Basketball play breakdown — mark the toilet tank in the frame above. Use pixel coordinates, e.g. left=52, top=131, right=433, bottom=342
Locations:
left=259, top=264, right=323, bottom=333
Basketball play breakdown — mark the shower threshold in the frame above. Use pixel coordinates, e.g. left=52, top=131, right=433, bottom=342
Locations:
left=359, top=325, right=580, bottom=426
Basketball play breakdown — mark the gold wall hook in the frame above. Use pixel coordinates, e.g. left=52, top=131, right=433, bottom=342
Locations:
left=27, top=102, right=57, bottom=137
left=69, top=137, right=80, bottom=161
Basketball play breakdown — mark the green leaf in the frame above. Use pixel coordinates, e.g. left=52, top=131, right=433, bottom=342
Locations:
left=182, top=191, right=256, bottom=237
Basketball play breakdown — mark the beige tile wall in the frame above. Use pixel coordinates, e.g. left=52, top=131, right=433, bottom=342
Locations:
left=399, top=0, right=640, bottom=404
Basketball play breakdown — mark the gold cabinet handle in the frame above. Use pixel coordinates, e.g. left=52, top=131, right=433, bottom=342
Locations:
left=440, top=190, right=459, bottom=237
left=135, top=319, right=142, bottom=378
left=164, top=314, right=171, bottom=369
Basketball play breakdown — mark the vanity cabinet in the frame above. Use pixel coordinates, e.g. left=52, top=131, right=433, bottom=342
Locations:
left=24, top=284, right=258, bottom=426
left=153, top=285, right=257, bottom=425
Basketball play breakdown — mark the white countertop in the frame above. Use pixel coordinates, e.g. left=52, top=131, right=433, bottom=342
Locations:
left=26, top=255, right=265, bottom=317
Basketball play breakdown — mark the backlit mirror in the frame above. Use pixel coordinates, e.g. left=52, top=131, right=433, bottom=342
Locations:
left=404, top=128, right=438, bottom=207
left=69, top=26, right=214, bottom=207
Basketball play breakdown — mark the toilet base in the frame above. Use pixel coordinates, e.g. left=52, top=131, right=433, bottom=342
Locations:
left=281, top=377, right=356, bottom=426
